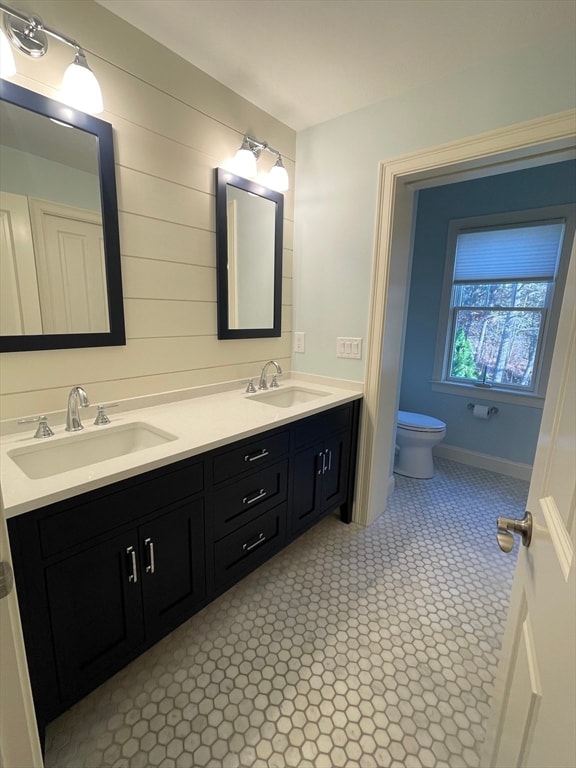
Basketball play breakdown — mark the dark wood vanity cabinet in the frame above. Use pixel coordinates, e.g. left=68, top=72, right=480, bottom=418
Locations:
left=8, top=458, right=206, bottom=725
left=7, top=398, right=360, bottom=734
left=46, top=499, right=205, bottom=704
left=291, top=405, right=354, bottom=535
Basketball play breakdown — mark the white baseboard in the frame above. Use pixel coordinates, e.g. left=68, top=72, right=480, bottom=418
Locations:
left=434, top=444, right=532, bottom=482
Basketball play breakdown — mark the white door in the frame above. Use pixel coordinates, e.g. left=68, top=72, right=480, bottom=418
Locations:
left=28, top=198, right=108, bottom=334
left=482, top=245, right=576, bottom=767
left=0, top=191, right=43, bottom=335
left=0, top=500, right=43, bottom=768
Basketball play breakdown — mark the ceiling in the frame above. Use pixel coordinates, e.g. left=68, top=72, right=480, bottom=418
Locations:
left=96, top=0, right=575, bottom=131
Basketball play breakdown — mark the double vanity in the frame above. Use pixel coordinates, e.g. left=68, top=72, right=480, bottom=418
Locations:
left=2, top=377, right=362, bottom=739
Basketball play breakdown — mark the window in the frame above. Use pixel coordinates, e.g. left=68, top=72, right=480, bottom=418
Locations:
left=434, top=208, right=574, bottom=401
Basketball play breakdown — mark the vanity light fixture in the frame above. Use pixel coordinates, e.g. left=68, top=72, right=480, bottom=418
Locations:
left=267, top=154, right=289, bottom=193
left=231, top=134, right=290, bottom=192
left=0, top=1, right=104, bottom=114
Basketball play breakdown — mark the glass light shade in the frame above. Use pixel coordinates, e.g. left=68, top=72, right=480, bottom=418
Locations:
left=60, top=50, right=103, bottom=114
left=0, top=27, right=17, bottom=78
left=232, top=146, right=258, bottom=179
left=267, top=157, right=289, bottom=192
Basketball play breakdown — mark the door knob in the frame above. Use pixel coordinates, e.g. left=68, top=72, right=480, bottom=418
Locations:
left=496, top=511, right=533, bottom=552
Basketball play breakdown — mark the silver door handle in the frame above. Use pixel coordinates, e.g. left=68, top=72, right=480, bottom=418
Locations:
left=144, top=538, right=155, bottom=574
left=244, top=449, right=269, bottom=463
left=243, top=488, right=267, bottom=505
left=126, top=546, right=138, bottom=583
left=242, top=532, right=266, bottom=552
left=496, top=511, right=533, bottom=552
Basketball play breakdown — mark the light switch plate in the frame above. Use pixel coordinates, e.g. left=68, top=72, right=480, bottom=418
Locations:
left=337, top=337, right=362, bottom=359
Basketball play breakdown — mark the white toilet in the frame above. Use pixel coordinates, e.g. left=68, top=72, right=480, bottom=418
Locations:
left=395, top=410, right=446, bottom=479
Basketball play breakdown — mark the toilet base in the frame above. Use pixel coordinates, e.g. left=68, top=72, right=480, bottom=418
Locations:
left=394, top=445, right=435, bottom=479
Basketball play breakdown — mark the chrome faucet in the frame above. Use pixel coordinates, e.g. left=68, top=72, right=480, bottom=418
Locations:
left=258, top=360, right=282, bottom=390
left=66, top=386, right=90, bottom=432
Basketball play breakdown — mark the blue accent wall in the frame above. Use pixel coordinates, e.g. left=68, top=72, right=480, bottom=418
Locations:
left=400, top=160, right=576, bottom=466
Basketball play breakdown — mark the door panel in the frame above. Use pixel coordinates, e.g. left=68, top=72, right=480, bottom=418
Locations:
left=322, top=432, right=348, bottom=510
left=29, top=198, right=108, bottom=334
left=0, top=505, right=43, bottom=767
left=0, top=191, right=42, bottom=335
left=292, top=444, right=322, bottom=534
left=140, top=501, right=205, bottom=639
left=483, top=247, right=575, bottom=767
left=46, top=531, right=144, bottom=702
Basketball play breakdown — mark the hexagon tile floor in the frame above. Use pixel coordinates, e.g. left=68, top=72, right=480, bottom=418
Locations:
left=45, top=458, right=527, bottom=768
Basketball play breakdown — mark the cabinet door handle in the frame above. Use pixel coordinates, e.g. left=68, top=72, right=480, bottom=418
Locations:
left=244, top=448, right=269, bottom=463
left=144, top=538, right=155, bottom=574
left=327, top=449, right=332, bottom=472
left=318, top=451, right=325, bottom=475
left=242, top=532, right=266, bottom=552
left=126, top=546, right=138, bottom=584
left=243, top=488, right=266, bottom=505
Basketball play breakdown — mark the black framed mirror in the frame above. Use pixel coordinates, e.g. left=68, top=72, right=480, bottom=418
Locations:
left=215, top=168, right=283, bottom=339
left=0, top=79, right=125, bottom=352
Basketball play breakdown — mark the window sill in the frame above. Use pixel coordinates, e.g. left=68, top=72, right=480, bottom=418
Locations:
left=430, top=381, right=545, bottom=408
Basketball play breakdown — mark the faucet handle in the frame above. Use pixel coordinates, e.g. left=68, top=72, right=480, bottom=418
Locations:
left=18, top=415, right=54, bottom=439
left=94, top=403, right=118, bottom=425
left=270, top=374, right=280, bottom=388
left=245, top=379, right=257, bottom=394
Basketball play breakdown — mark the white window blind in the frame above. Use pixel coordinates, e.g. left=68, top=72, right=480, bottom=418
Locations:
left=454, top=221, right=565, bottom=283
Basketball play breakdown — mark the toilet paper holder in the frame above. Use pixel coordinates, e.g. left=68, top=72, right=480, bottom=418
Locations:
left=467, top=402, right=499, bottom=416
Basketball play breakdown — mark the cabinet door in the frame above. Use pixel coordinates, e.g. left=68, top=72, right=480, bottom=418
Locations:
left=140, top=500, right=205, bottom=640
left=46, top=530, right=144, bottom=703
left=291, top=443, right=324, bottom=535
left=321, top=431, right=349, bottom=511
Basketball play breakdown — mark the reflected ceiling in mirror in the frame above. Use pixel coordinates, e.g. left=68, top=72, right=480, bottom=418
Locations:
left=215, top=168, right=283, bottom=339
left=0, top=80, right=125, bottom=352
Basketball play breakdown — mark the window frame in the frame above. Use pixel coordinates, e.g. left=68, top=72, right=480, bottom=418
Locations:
left=432, top=205, right=575, bottom=407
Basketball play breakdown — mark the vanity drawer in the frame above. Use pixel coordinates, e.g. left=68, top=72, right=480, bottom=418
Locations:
left=38, top=460, right=203, bottom=559
left=212, top=505, right=286, bottom=590
left=293, top=404, right=352, bottom=449
left=212, top=430, right=289, bottom=484
left=212, top=460, right=288, bottom=538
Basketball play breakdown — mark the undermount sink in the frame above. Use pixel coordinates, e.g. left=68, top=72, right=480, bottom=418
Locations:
left=248, top=386, right=329, bottom=408
left=8, top=422, right=178, bottom=479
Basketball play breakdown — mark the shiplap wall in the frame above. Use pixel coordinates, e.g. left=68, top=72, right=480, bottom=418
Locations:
left=0, top=0, right=295, bottom=419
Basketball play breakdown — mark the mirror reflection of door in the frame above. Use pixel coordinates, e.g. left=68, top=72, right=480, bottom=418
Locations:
left=29, top=199, right=108, bottom=334
left=0, top=194, right=108, bottom=335
left=0, top=191, right=42, bottom=335
left=226, top=186, right=276, bottom=330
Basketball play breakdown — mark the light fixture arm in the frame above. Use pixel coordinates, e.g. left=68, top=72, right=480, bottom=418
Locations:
left=243, top=134, right=283, bottom=161
left=0, top=1, right=81, bottom=57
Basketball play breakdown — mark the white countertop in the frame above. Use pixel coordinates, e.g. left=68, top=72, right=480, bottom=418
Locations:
left=1, top=378, right=362, bottom=518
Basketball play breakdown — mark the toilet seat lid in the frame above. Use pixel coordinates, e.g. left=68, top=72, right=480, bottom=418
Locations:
left=397, top=410, right=446, bottom=432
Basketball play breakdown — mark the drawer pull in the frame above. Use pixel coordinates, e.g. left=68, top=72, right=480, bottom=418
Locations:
left=144, top=538, right=155, bottom=574
left=244, top=448, right=269, bottom=463
left=126, top=546, right=138, bottom=584
left=243, top=488, right=267, bottom=505
left=243, top=532, right=266, bottom=552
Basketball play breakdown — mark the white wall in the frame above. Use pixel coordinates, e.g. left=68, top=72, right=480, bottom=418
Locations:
left=293, top=30, right=576, bottom=381
left=0, top=0, right=295, bottom=420
left=1, top=147, right=101, bottom=211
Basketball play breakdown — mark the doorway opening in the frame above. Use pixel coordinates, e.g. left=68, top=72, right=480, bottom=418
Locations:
left=355, top=109, right=576, bottom=528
